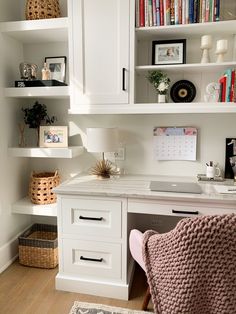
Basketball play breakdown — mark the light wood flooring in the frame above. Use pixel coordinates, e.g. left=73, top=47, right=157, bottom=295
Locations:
left=0, top=260, right=152, bottom=314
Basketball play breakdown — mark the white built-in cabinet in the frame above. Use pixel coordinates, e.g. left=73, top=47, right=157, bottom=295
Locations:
left=68, top=0, right=130, bottom=109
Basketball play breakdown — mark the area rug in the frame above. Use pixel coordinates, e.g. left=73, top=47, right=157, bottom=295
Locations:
left=69, top=301, right=151, bottom=314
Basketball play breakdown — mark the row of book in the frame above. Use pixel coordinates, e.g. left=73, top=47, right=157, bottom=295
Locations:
left=136, top=0, right=221, bottom=27
left=218, top=69, right=235, bottom=103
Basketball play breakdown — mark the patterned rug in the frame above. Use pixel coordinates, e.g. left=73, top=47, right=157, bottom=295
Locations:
left=69, top=302, right=151, bottom=314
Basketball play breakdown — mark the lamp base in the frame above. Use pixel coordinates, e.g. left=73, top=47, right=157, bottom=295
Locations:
left=90, top=159, right=118, bottom=179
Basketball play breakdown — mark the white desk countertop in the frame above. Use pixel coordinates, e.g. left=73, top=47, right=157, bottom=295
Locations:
left=54, top=174, right=236, bottom=206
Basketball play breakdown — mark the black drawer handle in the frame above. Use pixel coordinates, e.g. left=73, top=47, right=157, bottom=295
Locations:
left=80, top=256, right=103, bottom=263
left=122, top=68, right=126, bottom=91
left=172, top=209, right=199, bottom=215
left=79, top=215, right=103, bottom=221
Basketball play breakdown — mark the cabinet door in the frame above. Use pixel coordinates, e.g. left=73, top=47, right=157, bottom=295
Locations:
left=69, top=0, right=130, bottom=106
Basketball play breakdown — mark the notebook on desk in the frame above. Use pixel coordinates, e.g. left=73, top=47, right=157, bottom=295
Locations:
left=149, top=181, right=202, bottom=194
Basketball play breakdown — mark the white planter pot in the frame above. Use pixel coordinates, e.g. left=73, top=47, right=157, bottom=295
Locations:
left=158, top=94, right=166, bottom=103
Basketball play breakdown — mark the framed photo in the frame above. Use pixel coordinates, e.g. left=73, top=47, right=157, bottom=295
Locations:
left=152, top=39, right=186, bottom=65
left=45, top=56, right=66, bottom=82
left=39, top=126, right=68, bottom=148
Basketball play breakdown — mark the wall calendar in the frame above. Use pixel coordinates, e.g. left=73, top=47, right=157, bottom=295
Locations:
left=153, top=127, right=197, bottom=161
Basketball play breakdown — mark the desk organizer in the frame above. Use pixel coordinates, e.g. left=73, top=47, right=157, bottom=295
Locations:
left=18, top=223, right=58, bottom=269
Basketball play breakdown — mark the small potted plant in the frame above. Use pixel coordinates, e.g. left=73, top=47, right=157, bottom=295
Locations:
left=22, top=101, right=57, bottom=146
left=147, top=70, right=170, bottom=103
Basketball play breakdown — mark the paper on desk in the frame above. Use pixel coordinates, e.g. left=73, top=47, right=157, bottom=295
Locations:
left=214, top=185, right=236, bottom=194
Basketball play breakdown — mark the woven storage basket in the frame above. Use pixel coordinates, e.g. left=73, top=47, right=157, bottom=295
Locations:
left=18, top=224, right=58, bottom=269
left=25, top=0, right=61, bottom=20
left=29, top=170, right=60, bottom=205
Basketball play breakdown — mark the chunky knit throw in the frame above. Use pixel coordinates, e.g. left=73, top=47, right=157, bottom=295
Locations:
left=142, top=215, right=236, bottom=314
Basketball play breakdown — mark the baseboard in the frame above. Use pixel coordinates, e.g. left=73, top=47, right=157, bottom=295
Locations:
left=0, top=225, right=31, bottom=273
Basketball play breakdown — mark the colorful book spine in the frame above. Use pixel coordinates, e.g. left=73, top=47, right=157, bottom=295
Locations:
left=156, top=0, right=161, bottom=25
left=230, top=70, right=235, bottom=102
left=201, top=0, right=206, bottom=23
left=205, top=0, right=210, bottom=22
left=136, top=0, right=140, bottom=27
left=139, top=0, right=145, bottom=27
left=178, top=0, right=182, bottom=24
left=182, top=0, right=186, bottom=25
left=166, top=0, right=171, bottom=25
left=209, top=0, right=213, bottom=22
left=189, top=0, right=194, bottom=23
left=193, top=0, right=198, bottom=23
left=175, top=0, right=179, bottom=24
left=148, top=0, right=153, bottom=26
left=160, top=0, right=164, bottom=25
left=144, top=0, right=149, bottom=26
left=219, top=75, right=227, bottom=102
left=170, top=0, right=175, bottom=24
left=185, top=0, right=189, bottom=23
left=152, top=0, right=157, bottom=25
left=215, top=0, right=220, bottom=21
left=225, top=69, right=232, bottom=102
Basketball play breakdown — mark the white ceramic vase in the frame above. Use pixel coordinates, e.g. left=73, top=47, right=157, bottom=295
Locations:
left=158, top=94, right=166, bottom=103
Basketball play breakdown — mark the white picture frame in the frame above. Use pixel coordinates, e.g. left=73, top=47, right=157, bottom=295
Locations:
left=39, top=126, right=68, bottom=148
left=45, top=56, right=66, bottom=82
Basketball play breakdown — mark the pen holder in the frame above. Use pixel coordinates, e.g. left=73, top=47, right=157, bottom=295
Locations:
left=206, top=165, right=221, bottom=179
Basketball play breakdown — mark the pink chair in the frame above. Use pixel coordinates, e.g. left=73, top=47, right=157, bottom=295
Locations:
left=129, top=229, right=151, bottom=310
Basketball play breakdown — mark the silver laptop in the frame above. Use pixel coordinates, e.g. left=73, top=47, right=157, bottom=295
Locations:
left=150, top=180, right=202, bottom=194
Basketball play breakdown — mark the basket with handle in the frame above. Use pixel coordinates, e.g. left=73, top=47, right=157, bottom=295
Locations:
left=29, top=170, right=60, bottom=205
left=25, top=0, right=61, bottom=20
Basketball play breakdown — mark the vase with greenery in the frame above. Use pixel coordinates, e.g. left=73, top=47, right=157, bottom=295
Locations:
left=147, top=70, right=170, bottom=103
left=22, top=101, right=57, bottom=146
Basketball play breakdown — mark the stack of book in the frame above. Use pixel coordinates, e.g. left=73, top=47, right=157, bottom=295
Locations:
left=218, top=69, right=235, bottom=102
left=136, top=0, right=220, bottom=27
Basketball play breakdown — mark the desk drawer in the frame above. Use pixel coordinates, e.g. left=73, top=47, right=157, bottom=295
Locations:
left=61, top=197, right=122, bottom=238
left=62, top=239, right=121, bottom=280
left=128, top=199, right=235, bottom=216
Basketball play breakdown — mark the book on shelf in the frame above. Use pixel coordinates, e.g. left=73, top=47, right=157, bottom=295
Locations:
left=218, top=69, right=236, bottom=103
left=136, top=0, right=221, bottom=27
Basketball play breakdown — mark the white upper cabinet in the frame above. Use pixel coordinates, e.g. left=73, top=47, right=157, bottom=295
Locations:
left=69, top=0, right=130, bottom=108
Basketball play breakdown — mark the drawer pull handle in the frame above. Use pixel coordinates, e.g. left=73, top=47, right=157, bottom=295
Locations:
left=122, top=68, right=126, bottom=91
left=172, top=209, right=199, bottom=215
left=80, top=256, right=103, bottom=263
left=79, top=215, right=103, bottom=221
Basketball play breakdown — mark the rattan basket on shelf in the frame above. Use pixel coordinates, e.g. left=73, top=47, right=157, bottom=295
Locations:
left=29, top=170, right=60, bottom=205
left=18, top=224, right=58, bottom=269
left=25, top=0, right=61, bottom=20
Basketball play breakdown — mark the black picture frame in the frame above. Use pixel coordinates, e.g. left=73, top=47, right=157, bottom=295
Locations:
left=45, top=56, right=67, bottom=83
left=152, top=39, right=186, bottom=65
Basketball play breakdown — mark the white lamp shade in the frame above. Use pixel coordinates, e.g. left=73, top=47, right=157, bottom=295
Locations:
left=87, top=128, right=119, bottom=153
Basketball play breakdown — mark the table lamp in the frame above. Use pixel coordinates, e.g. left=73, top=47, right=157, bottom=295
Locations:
left=86, top=127, right=119, bottom=178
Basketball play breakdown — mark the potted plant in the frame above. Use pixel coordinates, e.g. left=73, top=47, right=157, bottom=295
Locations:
left=147, top=70, right=170, bottom=103
left=22, top=101, right=57, bottom=146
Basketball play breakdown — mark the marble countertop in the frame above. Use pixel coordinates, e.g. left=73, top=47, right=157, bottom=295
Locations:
left=54, top=174, right=236, bottom=206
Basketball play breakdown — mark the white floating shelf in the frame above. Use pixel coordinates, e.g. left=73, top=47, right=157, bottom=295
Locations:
left=136, top=62, right=236, bottom=73
left=9, top=146, right=84, bottom=158
left=0, top=17, right=68, bottom=43
left=69, top=102, right=236, bottom=114
left=5, top=86, right=70, bottom=99
left=136, top=20, right=236, bottom=39
left=12, top=197, right=57, bottom=216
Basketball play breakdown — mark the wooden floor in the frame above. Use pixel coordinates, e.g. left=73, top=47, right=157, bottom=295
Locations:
left=0, top=260, right=152, bottom=314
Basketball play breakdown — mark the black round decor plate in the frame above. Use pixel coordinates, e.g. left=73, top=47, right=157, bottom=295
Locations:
left=170, top=80, right=196, bottom=103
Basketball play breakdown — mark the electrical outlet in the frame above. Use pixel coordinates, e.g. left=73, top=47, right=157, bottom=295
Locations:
left=114, top=147, right=125, bottom=160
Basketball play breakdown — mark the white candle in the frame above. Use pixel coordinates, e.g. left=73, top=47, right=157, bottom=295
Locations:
left=201, top=35, right=213, bottom=49
left=216, top=39, right=228, bottom=52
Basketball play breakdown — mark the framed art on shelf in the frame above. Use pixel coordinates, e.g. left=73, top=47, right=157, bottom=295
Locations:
left=39, top=126, right=68, bottom=148
left=45, top=56, right=66, bottom=82
left=152, top=40, right=186, bottom=65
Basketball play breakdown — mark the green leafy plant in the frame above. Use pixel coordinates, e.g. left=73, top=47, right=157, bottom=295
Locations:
left=147, top=70, right=170, bottom=95
left=22, top=101, right=57, bottom=146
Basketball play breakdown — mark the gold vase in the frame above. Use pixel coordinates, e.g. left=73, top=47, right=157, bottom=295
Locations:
left=25, top=0, right=61, bottom=20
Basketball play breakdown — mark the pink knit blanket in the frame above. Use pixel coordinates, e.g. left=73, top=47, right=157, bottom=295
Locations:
left=142, top=214, right=236, bottom=314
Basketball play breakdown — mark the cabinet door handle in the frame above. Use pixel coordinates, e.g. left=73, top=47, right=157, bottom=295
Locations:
left=172, top=209, right=199, bottom=215
left=79, top=215, right=103, bottom=221
left=80, top=256, right=103, bottom=263
left=122, top=68, right=126, bottom=91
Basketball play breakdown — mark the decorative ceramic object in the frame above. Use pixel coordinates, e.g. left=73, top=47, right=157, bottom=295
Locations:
left=204, top=82, right=220, bottom=102
left=42, top=62, right=51, bottom=80
left=200, top=35, right=213, bottom=63
left=216, top=39, right=228, bottom=63
left=19, top=62, right=38, bottom=80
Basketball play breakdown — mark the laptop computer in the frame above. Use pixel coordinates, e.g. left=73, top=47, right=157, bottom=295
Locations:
left=149, top=180, right=202, bottom=194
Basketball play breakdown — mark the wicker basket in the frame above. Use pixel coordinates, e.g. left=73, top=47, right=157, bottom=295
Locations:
left=29, top=170, right=60, bottom=205
left=18, top=224, right=58, bottom=269
left=25, top=0, right=61, bottom=20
